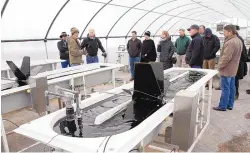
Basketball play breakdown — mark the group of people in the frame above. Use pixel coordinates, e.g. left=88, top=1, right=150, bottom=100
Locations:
left=57, top=27, right=107, bottom=68
left=126, top=24, right=249, bottom=112
left=57, top=25, right=249, bottom=112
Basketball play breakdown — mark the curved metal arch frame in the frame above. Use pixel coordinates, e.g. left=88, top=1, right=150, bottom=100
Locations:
left=140, top=3, right=197, bottom=37
left=172, top=12, right=227, bottom=34
left=106, top=0, right=146, bottom=37
left=228, top=0, right=248, bottom=19
left=44, top=0, right=70, bottom=40
left=80, top=0, right=113, bottom=39
left=125, top=0, right=177, bottom=37
left=190, top=0, right=231, bottom=18
left=153, top=7, right=209, bottom=36
left=167, top=9, right=214, bottom=32
left=1, top=0, right=9, bottom=17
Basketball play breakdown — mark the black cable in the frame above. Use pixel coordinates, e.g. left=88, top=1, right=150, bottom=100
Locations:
left=43, top=134, right=59, bottom=152
left=2, top=119, right=19, bottom=127
left=103, top=136, right=112, bottom=153
left=96, top=137, right=108, bottom=153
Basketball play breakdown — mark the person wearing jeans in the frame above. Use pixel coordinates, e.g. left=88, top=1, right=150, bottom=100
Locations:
left=218, top=76, right=235, bottom=110
left=81, top=29, right=107, bottom=64
left=57, top=32, right=70, bottom=68
left=213, top=25, right=243, bottom=111
left=127, top=31, right=142, bottom=81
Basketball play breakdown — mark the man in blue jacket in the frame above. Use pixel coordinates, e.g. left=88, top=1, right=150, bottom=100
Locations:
left=185, top=25, right=204, bottom=68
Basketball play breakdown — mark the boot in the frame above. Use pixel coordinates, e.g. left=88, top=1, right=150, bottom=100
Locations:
left=235, top=92, right=239, bottom=100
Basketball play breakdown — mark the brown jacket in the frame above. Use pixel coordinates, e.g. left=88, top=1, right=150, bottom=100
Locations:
left=218, top=35, right=243, bottom=77
left=68, top=37, right=83, bottom=64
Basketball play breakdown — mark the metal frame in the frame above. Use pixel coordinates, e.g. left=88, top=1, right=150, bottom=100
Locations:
left=106, top=0, right=146, bottom=37
left=44, top=0, right=70, bottom=40
left=167, top=9, right=213, bottom=32
left=2, top=0, right=241, bottom=43
left=1, top=0, right=9, bottom=17
left=172, top=11, right=225, bottom=34
left=125, top=0, right=177, bottom=37
left=140, top=3, right=198, bottom=37
left=79, top=0, right=113, bottom=40
left=191, top=0, right=231, bottom=18
left=153, top=7, right=208, bottom=36
left=228, top=0, right=249, bottom=19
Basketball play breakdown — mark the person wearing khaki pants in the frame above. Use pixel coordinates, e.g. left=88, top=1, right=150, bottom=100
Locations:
left=176, top=54, right=186, bottom=67
left=175, top=29, right=190, bottom=67
left=203, top=28, right=220, bottom=69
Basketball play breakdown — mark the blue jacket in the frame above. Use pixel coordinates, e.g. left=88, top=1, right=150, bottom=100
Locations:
left=185, top=33, right=204, bottom=67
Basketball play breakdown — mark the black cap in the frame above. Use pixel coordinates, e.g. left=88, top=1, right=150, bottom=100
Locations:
left=187, top=24, right=199, bottom=31
left=205, top=28, right=212, bottom=35
left=144, top=31, right=151, bottom=37
left=60, top=32, right=68, bottom=38
left=235, top=25, right=240, bottom=31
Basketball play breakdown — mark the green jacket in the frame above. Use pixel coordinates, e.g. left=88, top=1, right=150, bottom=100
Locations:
left=175, top=35, right=190, bottom=55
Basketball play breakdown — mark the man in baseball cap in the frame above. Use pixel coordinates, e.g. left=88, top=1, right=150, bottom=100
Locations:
left=57, top=32, right=70, bottom=68
left=185, top=24, right=204, bottom=68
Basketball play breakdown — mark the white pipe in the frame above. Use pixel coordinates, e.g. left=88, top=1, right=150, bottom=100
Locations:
left=94, top=100, right=132, bottom=125
left=169, top=71, right=189, bottom=82
left=200, top=84, right=205, bottom=129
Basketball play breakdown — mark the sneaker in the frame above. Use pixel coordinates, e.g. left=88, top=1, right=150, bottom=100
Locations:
left=213, top=107, right=226, bottom=111
left=130, top=78, right=134, bottom=81
left=227, top=107, right=233, bottom=110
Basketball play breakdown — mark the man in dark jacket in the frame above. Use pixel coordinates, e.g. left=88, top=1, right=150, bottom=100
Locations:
left=81, top=29, right=107, bottom=64
left=185, top=25, right=204, bottom=68
left=175, top=29, right=190, bottom=67
left=235, top=25, right=248, bottom=99
left=203, top=28, right=220, bottom=70
left=127, top=31, right=142, bottom=81
left=57, top=32, right=70, bottom=68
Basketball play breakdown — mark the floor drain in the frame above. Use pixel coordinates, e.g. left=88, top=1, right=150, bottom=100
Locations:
left=244, top=113, right=250, bottom=119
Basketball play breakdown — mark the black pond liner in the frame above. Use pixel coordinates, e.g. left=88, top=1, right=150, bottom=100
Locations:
left=53, top=70, right=206, bottom=138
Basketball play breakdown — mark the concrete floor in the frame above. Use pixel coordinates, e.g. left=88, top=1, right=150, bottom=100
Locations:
left=193, top=74, right=250, bottom=152
left=1, top=70, right=250, bottom=152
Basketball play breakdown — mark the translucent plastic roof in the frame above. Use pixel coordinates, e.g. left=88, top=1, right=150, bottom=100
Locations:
left=2, top=0, right=250, bottom=40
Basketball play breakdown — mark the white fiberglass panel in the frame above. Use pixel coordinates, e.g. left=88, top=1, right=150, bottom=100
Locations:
left=1, top=0, right=66, bottom=40
left=48, top=1, right=103, bottom=38
left=82, top=5, right=128, bottom=37
left=108, top=9, right=146, bottom=36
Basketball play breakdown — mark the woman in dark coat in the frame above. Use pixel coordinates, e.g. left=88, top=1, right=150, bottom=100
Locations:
left=235, top=31, right=248, bottom=99
left=141, top=31, right=157, bottom=63
left=157, top=31, right=175, bottom=70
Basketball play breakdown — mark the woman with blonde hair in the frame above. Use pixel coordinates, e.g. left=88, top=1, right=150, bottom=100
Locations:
left=157, top=31, right=176, bottom=70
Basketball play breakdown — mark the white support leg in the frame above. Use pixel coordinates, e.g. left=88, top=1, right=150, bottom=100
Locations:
left=52, top=63, right=57, bottom=70
left=7, top=70, right=11, bottom=79
left=1, top=119, right=9, bottom=152
left=112, top=69, right=116, bottom=88
left=200, top=85, right=205, bottom=129
left=82, top=74, right=87, bottom=99
left=70, top=77, right=74, bottom=91
left=207, top=78, right=213, bottom=122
